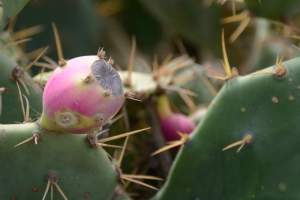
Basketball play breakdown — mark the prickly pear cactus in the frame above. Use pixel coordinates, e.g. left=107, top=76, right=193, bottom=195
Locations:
left=0, top=53, right=42, bottom=123
left=154, top=57, right=300, bottom=200
left=0, top=122, right=119, bottom=199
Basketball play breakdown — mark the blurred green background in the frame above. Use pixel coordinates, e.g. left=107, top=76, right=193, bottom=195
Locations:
left=12, top=0, right=224, bottom=69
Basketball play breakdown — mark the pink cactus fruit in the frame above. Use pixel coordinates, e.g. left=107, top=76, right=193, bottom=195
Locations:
left=40, top=51, right=124, bottom=133
left=157, top=95, right=196, bottom=141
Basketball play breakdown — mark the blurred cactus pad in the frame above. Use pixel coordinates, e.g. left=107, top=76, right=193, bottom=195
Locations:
left=2, top=0, right=300, bottom=199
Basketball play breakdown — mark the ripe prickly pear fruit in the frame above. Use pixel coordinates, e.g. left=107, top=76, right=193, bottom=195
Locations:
left=40, top=50, right=124, bottom=133
left=157, top=94, right=195, bottom=141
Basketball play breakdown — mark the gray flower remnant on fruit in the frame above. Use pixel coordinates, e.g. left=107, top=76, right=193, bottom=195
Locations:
left=91, top=59, right=124, bottom=96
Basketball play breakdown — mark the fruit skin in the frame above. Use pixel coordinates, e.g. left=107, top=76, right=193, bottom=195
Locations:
left=0, top=122, right=118, bottom=199
left=157, top=95, right=195, bottom=141
left=160, top=114, right=195, bottom=141
left=154, top=57, right=300, bottom=200
left=40, top=55, right=124, bottom=133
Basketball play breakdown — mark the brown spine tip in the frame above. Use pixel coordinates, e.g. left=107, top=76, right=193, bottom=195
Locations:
left=83, top=74, right=94, bottom=84
left=46, top=170, right=59, bottom=182
left=231, top=67, right=239, bottom=77
left=32, top=132, right=40, bottom=144
left=0, top=87, right=6, bottom=93
left=108, top=57, right=114, bottom=65
left=222, top=133, right=253, bottom=153
left=58, top=59, right=67, bottom=67
left=97, top=48, right=106, bottom=59
left=273, top=65, right=287, bottom=77
left=103, top=90, right=112, bottom=97
left=32, top=186, right=39, bottom=192
left=274, top=56, right=287, bottom=78
left=86, top=134, right=98, bottom=148
left=11, top=66, right=24, bottom=80
left=272, top=96, right=279, bottom=103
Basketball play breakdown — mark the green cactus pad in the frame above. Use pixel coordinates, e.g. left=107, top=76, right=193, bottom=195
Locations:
left=0, top=122, right=119, bottom=199
left=154, top=57, right=300, bottom=200
left=0, top=53, right=42, bottom=123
